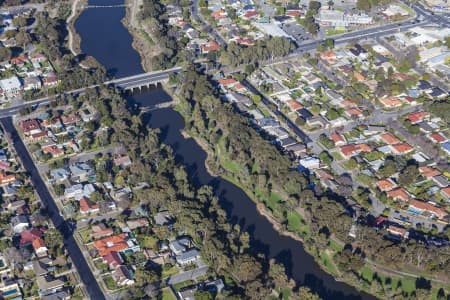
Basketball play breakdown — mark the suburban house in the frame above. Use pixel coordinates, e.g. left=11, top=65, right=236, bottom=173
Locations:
left=113, top=265, right=135, bottom=286
left=376, top=178, right=397, bottom=192
left=387, top=225, right=409, bottom=239
left=11, top=215, right=29, bottom=233
left=176, top=249, right=201, bottom=266
left=409, top=200, right=448, bottom=220
left=339, top=143, right=371, bottom=159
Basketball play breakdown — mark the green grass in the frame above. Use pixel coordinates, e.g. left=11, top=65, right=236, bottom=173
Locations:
left=401, top=277, right=416, bottom=294
left=162, top=265, right=179, bottom=278
left=319, top=251, right=338, bottom=275
left=172, top=280, right=195, bottom=292
left=328, top=239, right=344, bottom=252
left=360, top=265, right=419, bottom=295
left=286, top=211, right=310, bottom=238
left=103, top=276, right=118, bottom=290
left=356, top=174, right=376, bottom=186
left=217, top=137, right=243, bottom=173
left=78, top=228, right=92, bottom=244
left=281, top=288, right=291, bottom=299
left=326, top=28, right=348, bottom=36
left=161, top=289, right=176, bottom=300
left=266, top=192, right=283, bottom=211
left=331, top=151, right=344, bottom=161
left=360, top=265, right=375, bottom=281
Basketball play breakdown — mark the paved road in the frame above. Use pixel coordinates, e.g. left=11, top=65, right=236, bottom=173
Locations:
left=167, top=265, right=208, bottom=285
left=191, top=0, right=227, bottom=46
left=0, top=68, right=181, bottom=119
left=0, top=117, right=106, bottom=300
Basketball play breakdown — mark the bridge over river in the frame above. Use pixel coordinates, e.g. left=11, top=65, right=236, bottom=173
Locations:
left=0, top=66, right=182, bottom=118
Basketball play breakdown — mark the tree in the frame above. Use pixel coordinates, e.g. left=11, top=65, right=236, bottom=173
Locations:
left=324, top=38, right=335, bottom=49
left=15, top=31, right=32, bottom=47
left=319, top=151, right=333, bottom=165
left=54, top=184, right=65, bottom=196
left=398, top=164, right=418, bottom=186
left=379, top=159, right=397, bottom=177
left=194, top=291, right=213, bottom=300
left=294, top=287, right=321, bottom=300
left=295, top=116, right=305, bottom=126
left=397, top=59, right=412, bottom=73
left=13, top=16, right=27, bottom=27
left=268, top=259, right=290, bottom=289
left=44, top=228, right=64, bottom=257
left=309, top=1, right=321, bottom=13
left=356, top=0, right=371, bottom=11
left=0, top=48, right=12, bottom=62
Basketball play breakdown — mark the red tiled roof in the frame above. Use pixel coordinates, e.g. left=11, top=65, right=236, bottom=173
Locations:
left=387, top=187, right=410, bottom=202
left=387, top=225, right=407, bottom=236
left=287, top=99, right=303, bottom=111
left=94, top=233, right=129, bottom=257
left=201, top=41, right=220, bottom=52
left=419, top=166, right=441, bottom=178
left=103, top=251, right=123, bottom=268
left=21, top=119, right=40, bottom=133
left=244, top=10, right=259, bottom=18
left=218, top=78, right=238, bottom=87
left=80, top=197, right=99, bottom=213
left=407, top=111, right=430, bottom=124
left=441, top=187, right=450, bottom=198
left=376, top=179, right=397, bottom=191
left=330, top=132, right=345, bottom=145
left=380, top=133, right=401, bottom=145
left=391, top=143, right=414, bottom=154
left=20, top=228, right=42, bottom=246
left=346, top=108, right=363, bottom=117
left=32, top=237, right=46, bottom=251
left=429, top=132, right=447, bottom=143
left=410, top=200, right=448, bottom=219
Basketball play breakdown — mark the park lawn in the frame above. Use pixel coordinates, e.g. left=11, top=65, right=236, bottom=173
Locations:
left=282, top=288, right=291, bottom=300
left=360, top=265, right=375, bottom=281
left=266, top=192, right=283, bottom=211
left=328, top=239, right=344, bottom=252
left=360, top=265, right=418, bottom=295
left=286, top=211, right=310, bottom=238
left=401, top=277, right=417, bottom=294
left=320, top=251, right=338, bottom=275
left=161, top=289, right=176, bottom=300
left=217, top=138, right=242, bottom=174
left=251, top=161, right=260, bottom=174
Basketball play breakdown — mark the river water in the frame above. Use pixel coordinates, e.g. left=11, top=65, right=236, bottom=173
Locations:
left=75, top=1, right=373, bottom=299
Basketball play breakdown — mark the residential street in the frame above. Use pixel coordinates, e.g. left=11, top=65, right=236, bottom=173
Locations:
left=0, top=117, right=106, bottom=300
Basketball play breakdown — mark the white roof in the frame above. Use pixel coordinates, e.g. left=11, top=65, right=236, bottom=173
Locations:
left=0, top=76, right=21, bottom=91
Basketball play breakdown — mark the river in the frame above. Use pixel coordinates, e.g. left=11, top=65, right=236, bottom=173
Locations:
left=75, top=1, right=373, bottom=299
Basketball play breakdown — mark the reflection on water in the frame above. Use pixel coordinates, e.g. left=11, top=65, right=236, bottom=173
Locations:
left=75, top=1, right=373, bottom=299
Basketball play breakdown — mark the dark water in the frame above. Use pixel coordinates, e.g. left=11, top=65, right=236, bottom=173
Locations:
left=75, top=1, right=374, bottom=299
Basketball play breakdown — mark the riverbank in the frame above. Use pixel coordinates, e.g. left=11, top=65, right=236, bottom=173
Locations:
left=122, top=0, right=158, bottom=71
left=67, top=0, right=87, bottom=59
left=121, top=3, right=449, bottom=299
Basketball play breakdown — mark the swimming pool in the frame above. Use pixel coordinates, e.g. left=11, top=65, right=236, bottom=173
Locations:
left=408, top=208, right=421, bottom=214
